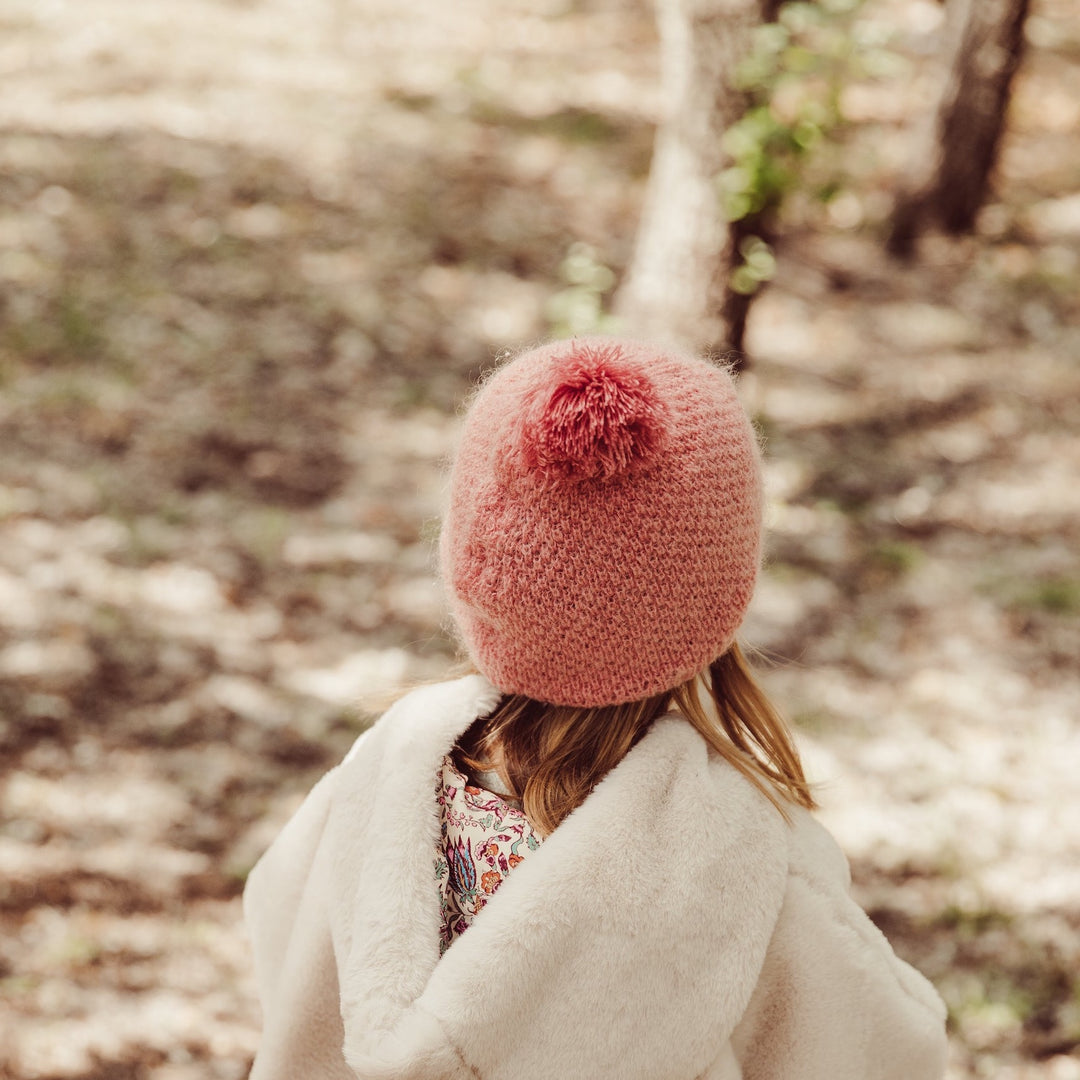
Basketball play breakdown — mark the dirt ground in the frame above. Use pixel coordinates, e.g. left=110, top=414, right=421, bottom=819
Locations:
left=0, top=0, right=1078, bottom=1077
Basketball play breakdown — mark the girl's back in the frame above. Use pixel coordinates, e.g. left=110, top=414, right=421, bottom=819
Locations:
left=245, top=675, right=946, bottom=1080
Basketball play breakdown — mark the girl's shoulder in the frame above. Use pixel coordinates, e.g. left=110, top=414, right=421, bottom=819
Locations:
left=342, top=674, right=504, bottom=769
left=781, top=804, right=853, bottom=887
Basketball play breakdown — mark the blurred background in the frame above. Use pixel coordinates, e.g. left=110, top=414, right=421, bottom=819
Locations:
left=0, top=0, right=1077, bottom=1077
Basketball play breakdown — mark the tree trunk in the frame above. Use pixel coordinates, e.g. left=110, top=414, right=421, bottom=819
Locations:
left=888, top=0, right=1030, bottom=259
left=718, top=213, right=775, bottom=362
left=614, top=0, right=762, bottom=357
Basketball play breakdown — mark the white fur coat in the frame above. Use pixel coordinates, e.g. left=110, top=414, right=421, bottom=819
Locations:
left=244, top=675, right=948, bottom=1080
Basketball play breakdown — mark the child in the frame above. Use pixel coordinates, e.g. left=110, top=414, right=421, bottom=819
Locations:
left=244, top=337, right=948, bottom=1080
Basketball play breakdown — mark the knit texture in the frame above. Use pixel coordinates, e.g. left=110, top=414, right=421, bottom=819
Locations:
left=439, top=336, right=763, bottom=706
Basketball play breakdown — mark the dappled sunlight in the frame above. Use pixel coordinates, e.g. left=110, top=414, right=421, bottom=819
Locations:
left=1, top=0, right=1078, bottom=1077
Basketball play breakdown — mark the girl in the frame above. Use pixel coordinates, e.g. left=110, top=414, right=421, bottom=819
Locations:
left=244, top=337, right=948, bottom=1080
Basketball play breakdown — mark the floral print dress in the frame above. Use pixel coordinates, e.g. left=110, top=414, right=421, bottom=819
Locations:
left=434, top=755, right=542, bottom=954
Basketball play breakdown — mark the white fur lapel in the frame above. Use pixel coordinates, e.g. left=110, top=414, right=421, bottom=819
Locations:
left=326, top=676, right=501, bottom=1038
left=325, top=677, right=790, bottom=1080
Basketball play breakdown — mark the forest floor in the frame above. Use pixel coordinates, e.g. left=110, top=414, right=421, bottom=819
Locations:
left=0, top=0, right=1078, bottom=1077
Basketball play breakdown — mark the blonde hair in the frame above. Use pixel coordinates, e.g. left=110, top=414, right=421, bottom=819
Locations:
left=455, top=642, right=816, bottom=836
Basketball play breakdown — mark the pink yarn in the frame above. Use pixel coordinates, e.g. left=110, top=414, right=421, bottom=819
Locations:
left=518, top=343, right=666, bottom=485
left=440, top=337, right=763, bottom=707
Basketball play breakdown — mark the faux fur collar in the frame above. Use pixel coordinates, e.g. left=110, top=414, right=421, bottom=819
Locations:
left=322, top=676, right=790, bottom=1080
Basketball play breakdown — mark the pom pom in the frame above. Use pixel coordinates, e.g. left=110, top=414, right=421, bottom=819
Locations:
left=520, top=343, right=666, bottom=483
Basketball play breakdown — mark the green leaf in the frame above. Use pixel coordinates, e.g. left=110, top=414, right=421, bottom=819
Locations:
left=730, top=266, right=762, bottom=295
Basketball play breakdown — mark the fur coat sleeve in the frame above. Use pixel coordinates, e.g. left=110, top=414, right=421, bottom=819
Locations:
left=244, top=675, right=948, bottom=1080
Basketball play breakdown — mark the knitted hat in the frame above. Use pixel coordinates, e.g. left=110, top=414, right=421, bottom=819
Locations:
left=439, top=336, right=763, bottom=707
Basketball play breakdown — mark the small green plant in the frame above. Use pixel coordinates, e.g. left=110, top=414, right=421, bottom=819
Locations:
left=1026, top=577, right=1080, bottom=615
left=57, top=290, right=106, bottom=361
left=729, top=235, right=778, bottom=297
left=232, top=506, right=291, bottom=570
left=867, top=539, right=923, bottom=577
left=52, top=933, right=103, bottom=968
left=790, top=708, right=836, bottom=735
left=719, top=0, right=892, bottom=295
left=936, top=904, right=1014, bottom=939
left=545, top=243, right=619, bottom=336
left=983, top=573, right=1080, bottom=616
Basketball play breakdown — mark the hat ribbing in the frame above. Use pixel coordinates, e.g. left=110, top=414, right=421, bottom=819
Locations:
left=439, top=336, right=763, bottom=707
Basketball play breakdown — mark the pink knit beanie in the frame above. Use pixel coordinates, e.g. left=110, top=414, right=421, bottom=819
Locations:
left=439, top=336, right=763, bottom=707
